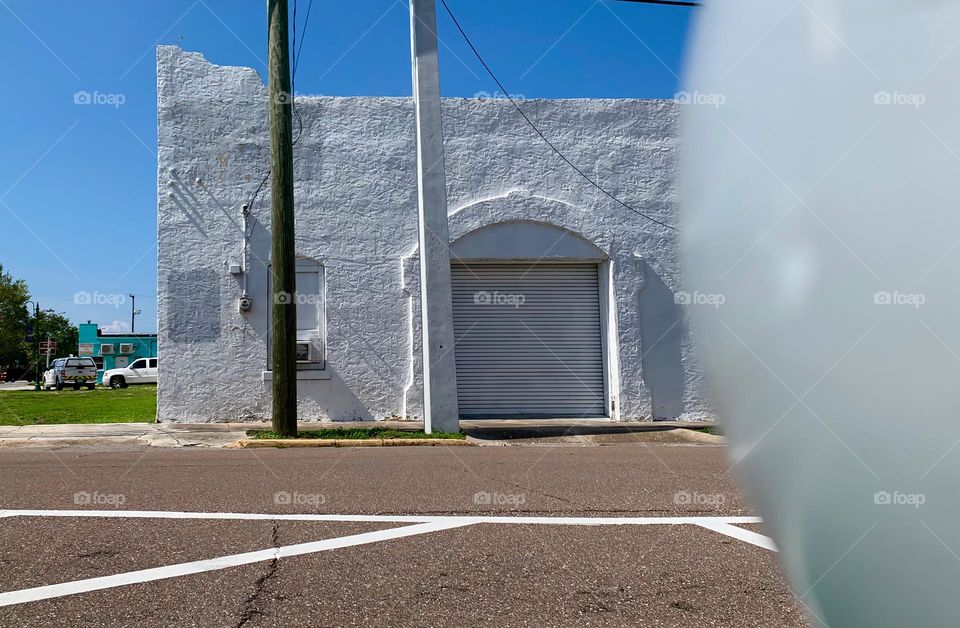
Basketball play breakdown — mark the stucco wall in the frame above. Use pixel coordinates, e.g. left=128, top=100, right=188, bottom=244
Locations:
left=156, top=45, right=713, bottom=423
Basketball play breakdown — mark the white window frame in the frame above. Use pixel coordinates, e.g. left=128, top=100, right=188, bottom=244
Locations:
left=99, top=344, right=115, bottom=355
left=264, top=258, right=327, bottom=378
left=119, top=343, right=135, bottom=354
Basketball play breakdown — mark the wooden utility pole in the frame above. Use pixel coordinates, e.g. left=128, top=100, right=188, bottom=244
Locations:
left=268, top=0, right=298, bottom=436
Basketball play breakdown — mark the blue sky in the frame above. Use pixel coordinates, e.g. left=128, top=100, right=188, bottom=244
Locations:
left=0, top=0, right=692, bottom=333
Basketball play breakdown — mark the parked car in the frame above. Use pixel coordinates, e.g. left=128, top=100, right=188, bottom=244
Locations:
left=43, top=357, right=98, bottom=391
left=102, top=358, right=158, bottom=389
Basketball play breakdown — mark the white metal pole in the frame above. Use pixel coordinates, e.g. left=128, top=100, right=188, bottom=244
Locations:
left=410, top=0, right=460, bottom=433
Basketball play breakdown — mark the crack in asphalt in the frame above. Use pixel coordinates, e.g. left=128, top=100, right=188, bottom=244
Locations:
left=235, top=522, right=280, bottom=628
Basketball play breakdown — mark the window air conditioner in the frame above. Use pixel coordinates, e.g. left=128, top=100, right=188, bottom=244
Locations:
left=295, top=342, right=314, bottom=363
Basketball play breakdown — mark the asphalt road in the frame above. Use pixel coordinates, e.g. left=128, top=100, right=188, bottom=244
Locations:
left=0, top=444, right=810, bottom=627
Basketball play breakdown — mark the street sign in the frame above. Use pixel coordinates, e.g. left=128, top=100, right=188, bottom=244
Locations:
left=39, top=341, right=56, bottom=354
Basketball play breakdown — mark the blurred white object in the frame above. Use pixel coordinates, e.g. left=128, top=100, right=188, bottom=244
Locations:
left=681, top=1, right=960, bottom=625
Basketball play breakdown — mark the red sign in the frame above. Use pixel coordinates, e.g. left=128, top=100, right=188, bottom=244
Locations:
left=39, top=341, right=56, bottom=353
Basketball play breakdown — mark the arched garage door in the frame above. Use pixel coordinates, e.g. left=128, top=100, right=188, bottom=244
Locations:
left=451, top=262, right=606, bottom=418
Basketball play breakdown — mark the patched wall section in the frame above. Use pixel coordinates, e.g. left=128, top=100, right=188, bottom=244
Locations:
left=156, top=45, right=713, bottom=423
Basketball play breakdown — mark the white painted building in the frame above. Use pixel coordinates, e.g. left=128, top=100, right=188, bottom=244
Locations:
left=156, top=46, right=713, bottom=424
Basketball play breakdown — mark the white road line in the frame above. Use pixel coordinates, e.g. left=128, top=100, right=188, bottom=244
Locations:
left=0, top=520, right=471, bottom=608
left=696, top=521, right=778, bottom=551
left=0, top=509, right=763, bottom=527
left=0, top=510, right=778, bottom=606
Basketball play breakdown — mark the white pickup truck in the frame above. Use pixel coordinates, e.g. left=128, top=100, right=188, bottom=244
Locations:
left=43, top=357, right=98, bottom=391
left=102, top=357, right=158, bottom=389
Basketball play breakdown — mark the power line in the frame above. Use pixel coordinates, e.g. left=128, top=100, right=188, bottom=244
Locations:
left=249, top=0, right=316, bottom=237
left=291, top=0, right=315, bottom=146
left=244, top=170, right=271, bottom=244
left=438, top=0, right=678, bottom=232
left=294, top=0, right=315, bottom=76
left=292, top=0, right=300, bottom=140
left=611, top=0, right=700, bottom=6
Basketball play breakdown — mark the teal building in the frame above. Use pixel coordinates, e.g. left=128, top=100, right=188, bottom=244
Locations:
left=77, top=322, right=158, bottom=384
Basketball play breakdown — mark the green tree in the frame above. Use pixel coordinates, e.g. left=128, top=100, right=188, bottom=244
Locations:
left=26, top=310, right=79, bottom=365
left=0, top=264, right=30, bottom=370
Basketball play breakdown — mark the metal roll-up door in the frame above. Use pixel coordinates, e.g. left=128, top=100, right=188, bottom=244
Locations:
left=451, top=262, right=606, bottom=418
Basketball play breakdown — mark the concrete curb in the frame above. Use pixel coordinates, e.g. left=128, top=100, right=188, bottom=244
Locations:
left=676, top=430, right=726, bottom=445
left=229, top=438, right=474, bottom=449
left=467, top=428, right=726, bottom=447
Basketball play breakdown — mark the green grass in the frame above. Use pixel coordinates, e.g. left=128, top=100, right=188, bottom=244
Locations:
left=690, top=425, right=722, bottom=436
left=0, top=385, right=157, bottom=425
left=248, top=427, right=465, bottom=440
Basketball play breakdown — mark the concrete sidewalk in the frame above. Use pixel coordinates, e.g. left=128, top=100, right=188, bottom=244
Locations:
left=0, top=382, right=38, bottom=392
left=0, top=423, right=250, bottom=448
left=0, top=420, right=724, bottom=448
